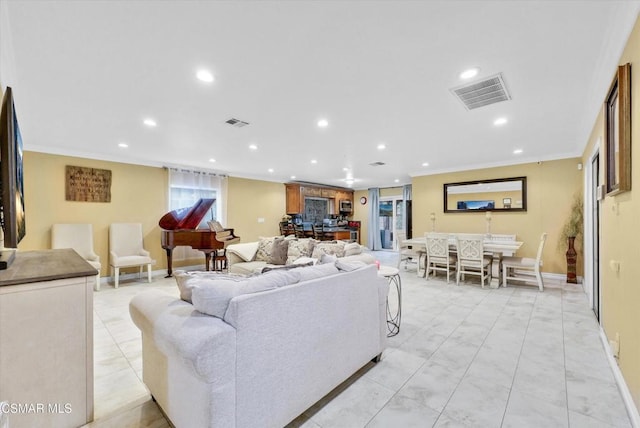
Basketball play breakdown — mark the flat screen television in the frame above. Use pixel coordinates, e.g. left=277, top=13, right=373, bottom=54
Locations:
left=0, top=86, right=26, bottom=251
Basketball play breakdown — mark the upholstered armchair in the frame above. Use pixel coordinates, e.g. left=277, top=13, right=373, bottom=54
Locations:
left=109, top=223, right=156, bottom=288
left=51, top=223, right=101, bottom=290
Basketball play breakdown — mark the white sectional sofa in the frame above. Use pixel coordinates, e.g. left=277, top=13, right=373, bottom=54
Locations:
left=226, top=236, right=375, bottom=275
left=129, top=262, right=388, bottom=428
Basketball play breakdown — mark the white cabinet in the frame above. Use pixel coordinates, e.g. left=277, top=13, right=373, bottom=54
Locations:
left=0, top=249, right=96, bottom=428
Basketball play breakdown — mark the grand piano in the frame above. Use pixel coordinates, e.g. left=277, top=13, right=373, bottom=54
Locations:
left=159, top=198, right=240, bottom=276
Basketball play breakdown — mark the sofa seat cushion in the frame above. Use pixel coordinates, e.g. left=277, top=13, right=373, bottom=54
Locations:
left=191, top=270, right=302, bottom=318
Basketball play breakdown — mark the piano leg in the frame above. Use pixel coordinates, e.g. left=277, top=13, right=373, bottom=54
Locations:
left=204, top=251, right=212, bottom=271
left=165, top=248, right=174, bottom=278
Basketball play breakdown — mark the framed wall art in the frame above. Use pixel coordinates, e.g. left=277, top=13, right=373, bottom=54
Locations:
left=605, top=63, right=631, bottom=196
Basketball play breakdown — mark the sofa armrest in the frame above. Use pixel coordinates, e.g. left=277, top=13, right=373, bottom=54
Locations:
left=130, top=290, right=236, bottom=383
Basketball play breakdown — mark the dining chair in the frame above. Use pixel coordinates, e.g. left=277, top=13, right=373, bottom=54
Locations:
left=293, top=223, right=306, bottom=238
left=502, top=232, right=547, bottom=291
left=425, top=232, right=457, bottom=283
left=51, top=223, right=101, bottom=291
left=313, top=224, right=326, bottom=241
left=395, top=230, right=424, bottom=273
left=455, top=234, right=492, bottom=287
left=109, top=223, right=156, bottom=288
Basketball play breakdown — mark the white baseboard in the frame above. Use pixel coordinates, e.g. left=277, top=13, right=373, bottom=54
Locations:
left=599, top=328, right=640, bottom=428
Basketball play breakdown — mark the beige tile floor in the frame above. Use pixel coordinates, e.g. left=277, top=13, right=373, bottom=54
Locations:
left=85, top=251, right=634, bottom=427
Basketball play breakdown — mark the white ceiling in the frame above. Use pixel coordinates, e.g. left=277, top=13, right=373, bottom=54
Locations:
left=1, top=0, right=639, bottom=190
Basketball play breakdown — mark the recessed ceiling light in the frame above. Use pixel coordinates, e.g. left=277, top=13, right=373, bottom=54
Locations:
left=143, top=118, right=157, bottom=127
left=345, top=180, right=354, bottom=186
left=494, top=117, right=508, bottom=126
left=249, top=144, right=258, bottom=150
left=460, top=67, right=479, bottom=80
left=346, top=174, right=354, bottom=180
left=196, top=69, right=214, bottom=83
left=268, top=168, right=274, bottom=173
left=513, top=149, right=523, bottom=154
left=311, top=159, right=318, bottom=164
left=422, top=162, right=429, bottom=167
left=377, top=143, right=386, bottom=150
left=290, top=175, right=296, bottom=180
left=118, top=142, right=128, bottom=148
left=394, top=179, right=400, bottom=183
left=317, top=119, right=329, bottom=128
left=343, top=167, right=349, bottom=172
left=209, top=158, right=216, bottom=162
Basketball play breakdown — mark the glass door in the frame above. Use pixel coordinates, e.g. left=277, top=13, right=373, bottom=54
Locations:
left=379, top=200, right=394, bottom=249
left=379, top=196, right=404, bottom=250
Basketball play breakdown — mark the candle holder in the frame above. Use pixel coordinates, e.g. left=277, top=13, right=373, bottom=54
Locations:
left=485, top=211, right=492, bottom=236
left=430, top=212, right=436, bottom=232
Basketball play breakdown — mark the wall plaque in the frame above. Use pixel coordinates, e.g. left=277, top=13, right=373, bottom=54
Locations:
left=65, top=165, right=112, bottom=202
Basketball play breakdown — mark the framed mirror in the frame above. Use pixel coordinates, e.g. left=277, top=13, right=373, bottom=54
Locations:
left=444, top=176, right=527, bottom=213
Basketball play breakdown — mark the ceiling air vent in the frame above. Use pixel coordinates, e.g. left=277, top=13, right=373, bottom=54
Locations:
left=225, top=118, right=250, bottom=127
left=450, top=73, right=511, bottom=110
left=369, top=161, right=386, bottom=167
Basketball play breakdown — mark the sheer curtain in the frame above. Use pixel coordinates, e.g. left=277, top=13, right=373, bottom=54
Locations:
left=402, top=184, right=412, bottom=234
left=368, top=188, right=382, bottom=250
left=167, top=168, right=226, bottom=260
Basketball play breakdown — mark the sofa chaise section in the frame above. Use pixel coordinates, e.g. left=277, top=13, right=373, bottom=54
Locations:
left=130, top=264, right=388, bottom=428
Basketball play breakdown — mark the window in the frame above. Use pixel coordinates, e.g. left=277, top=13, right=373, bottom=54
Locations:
left=167, top=168, right=226, bottom=259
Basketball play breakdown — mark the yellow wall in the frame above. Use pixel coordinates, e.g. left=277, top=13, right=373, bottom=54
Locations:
left=226, top=177, right=284, bottom=242
left=21, top=151, right=168, bottom=275
left=20, top=153, right=289, bottom=275
left=412, top=159, right=582, bottom=274
left=354, top=162, right=581, bottom=274
left=584, top=14, right=640, bottom=410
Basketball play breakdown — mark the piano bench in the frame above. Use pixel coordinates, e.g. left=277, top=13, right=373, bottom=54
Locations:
left=212, top=250, right=228, bottom=272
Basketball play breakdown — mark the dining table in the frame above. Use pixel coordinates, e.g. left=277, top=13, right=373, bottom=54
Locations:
left=403, top=235, right=523, bottom=288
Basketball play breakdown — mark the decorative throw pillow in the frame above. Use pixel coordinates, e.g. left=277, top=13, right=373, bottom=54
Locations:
left=174, top=270, right=246, bottom=303
left=311, top=241, right=346, bottom=259
left=255, top=236, right=278, bottom=262
left=286, top=238, right=317, bottom=264
left=343, top=242, right=362, bottom=257
left=267, top=237, right=289, bottom=265
left=191, top=270, right=302, bottom=318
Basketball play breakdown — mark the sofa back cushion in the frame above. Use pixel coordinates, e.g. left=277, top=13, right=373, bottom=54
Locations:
left=191, top=270, right=302, bottom=318
left=296, top=263, right=340, bottom=281
left=174, top=270, right=246, bottom=303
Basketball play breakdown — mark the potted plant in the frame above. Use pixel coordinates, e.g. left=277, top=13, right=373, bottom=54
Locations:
left=560, top=193, right=583, bottom=284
